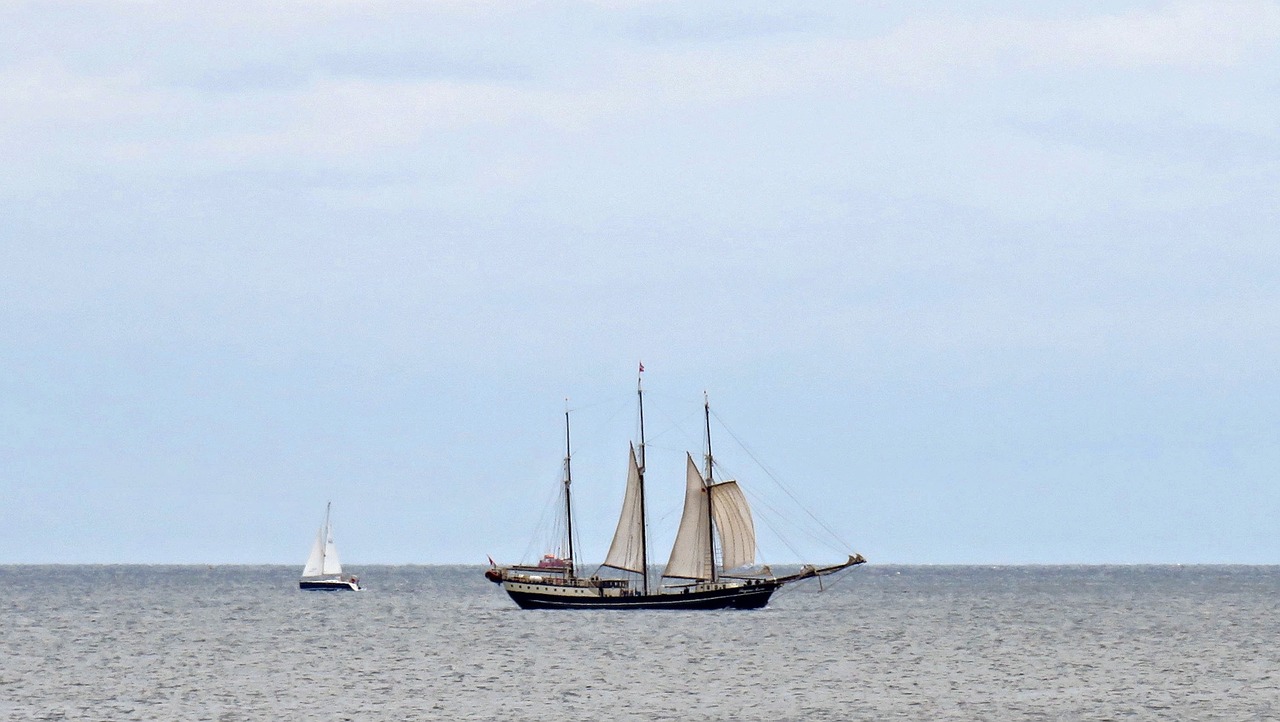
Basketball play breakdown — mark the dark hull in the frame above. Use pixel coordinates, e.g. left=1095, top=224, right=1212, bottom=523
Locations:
left=505, top=581, right=780, bottom=610
left=299, top=579, right=359, bottom=591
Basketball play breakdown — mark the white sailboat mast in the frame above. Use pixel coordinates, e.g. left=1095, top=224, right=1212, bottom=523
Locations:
left=321, top=501, right=343, bottom=575
left=322, top=501, right=331, bottom=573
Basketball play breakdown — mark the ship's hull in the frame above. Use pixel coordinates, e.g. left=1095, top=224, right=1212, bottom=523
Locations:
left=502, top=580, right=780, bottom=610
left=299, top=577, right=360, bottom=591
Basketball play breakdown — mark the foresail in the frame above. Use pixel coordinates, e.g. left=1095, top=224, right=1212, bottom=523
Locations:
left=322, top=532, right=343, bottom=575
left=302, top=528, right=325, bottom=577
left=602, top=443, right=646, bottom=574
left=662, top=453, right=713, bottom=580
left=709, top=480, right=756, bottom=571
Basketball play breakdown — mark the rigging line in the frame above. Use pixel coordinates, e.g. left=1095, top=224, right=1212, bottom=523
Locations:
left=751, top=497, right=806, bottom=562
left=564, top=395, right=629, bottom=414
left=522, top=466, right=569, bottom=563
left=709, top=407, right=855, bottom=552
left=642, top=389, right=704, bottom=404
left=729, top=465, right=853, bottom=558
left=812, top=565, right=859, bottom=594
left=642, top=436, right=710, bottom=455
left=641, top=426, right=691, bottom=446
left=786, top=564, right=858, bottom=598
left=564, top=398, right=632, bottom=465
left=646, top=400, right=703, bottom=443
left=522, top=493, right=557, bottom=562
left=593, top=395, right=633, bottom=429
left=770, top=576, right=806, bottom=601
left=743, top=484, right=850, bottom=557
left=650, top=505, right=679, bottom=526
left=746, top=492, right=806, bottom=541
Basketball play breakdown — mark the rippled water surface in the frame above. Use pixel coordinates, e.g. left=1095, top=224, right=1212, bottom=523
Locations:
left=2, top=565, right=1277, bottom=720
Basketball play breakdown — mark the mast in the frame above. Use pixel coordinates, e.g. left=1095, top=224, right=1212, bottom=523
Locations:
left=322, top=501, right=331, bottom=574
left=636, top=371, right=650, bottom=595
left=703, top=392, right=717, bottom=583
left=563, top=404, right=576, bottom=578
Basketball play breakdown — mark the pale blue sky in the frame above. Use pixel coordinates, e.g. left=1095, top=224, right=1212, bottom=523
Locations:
left=1, top=1, right=1277, bottom=564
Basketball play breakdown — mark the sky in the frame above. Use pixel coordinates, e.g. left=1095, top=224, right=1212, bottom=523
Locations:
left=1, top=1, right=1278, bottom=565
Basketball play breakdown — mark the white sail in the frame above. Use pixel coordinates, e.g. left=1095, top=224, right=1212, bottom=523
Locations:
left=322, top=530, right=343, bottom=575
left=709, top=480, right=756, bottom=571
left=662, top=454, right=713, bottom=580
left=602, top=443, right=646, bottom=574
left=302, top=527, right=325, bottom=577
left=302, top=502, right=345, bottom=578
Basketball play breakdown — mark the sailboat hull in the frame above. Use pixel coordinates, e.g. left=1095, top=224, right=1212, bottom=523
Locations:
left=502, top=580, right=780, bottom=610
left=299, top=578, right=360, bottom=591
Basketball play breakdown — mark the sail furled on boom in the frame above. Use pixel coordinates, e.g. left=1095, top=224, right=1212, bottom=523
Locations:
left=602, top=444, right=647, bottom=574
left=709, top=480, right=756, bottom=571
left=662, top=454, right=714, bottom=580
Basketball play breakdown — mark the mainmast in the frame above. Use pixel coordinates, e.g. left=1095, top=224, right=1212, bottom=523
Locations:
left=703, top=392, right=717, bottom=584
left=636, top=371, right=650, bottom=595
left=563, top=403, right=576, bottom=578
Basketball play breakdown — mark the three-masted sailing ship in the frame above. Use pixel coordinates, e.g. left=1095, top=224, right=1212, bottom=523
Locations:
left=485, top=375, right=864, bottom=609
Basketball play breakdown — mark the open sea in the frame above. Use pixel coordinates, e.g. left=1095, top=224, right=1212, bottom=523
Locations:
left=1, top=565, right=1277, bottom=720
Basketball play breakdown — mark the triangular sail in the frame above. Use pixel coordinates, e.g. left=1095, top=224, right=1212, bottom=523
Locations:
left=602, top=443, right=646, bottom=574
left=322, top=528, right=343, bottom=575
left=662, top=454, right=713, bottom=580
left=302, top=528, right=325, bottom=577
left=709, top=480, right=755, bottom=571
left=303, top=502, right=344, bottom=578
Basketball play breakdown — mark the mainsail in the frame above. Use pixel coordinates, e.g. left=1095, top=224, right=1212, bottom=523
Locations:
left=662, top=454, right=713, bottom=580
left=602, top=444, right=646, bottom=574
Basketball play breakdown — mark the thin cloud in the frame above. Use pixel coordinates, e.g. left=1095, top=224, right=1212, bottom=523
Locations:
left=863, top=0, right=1280, bottom=87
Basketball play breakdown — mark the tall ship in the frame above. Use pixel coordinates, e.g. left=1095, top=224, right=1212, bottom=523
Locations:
left=485, top=372, right=864, bottom=609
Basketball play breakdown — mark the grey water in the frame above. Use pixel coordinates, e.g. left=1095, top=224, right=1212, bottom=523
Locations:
left=2, top=565, right=1277, bottom=721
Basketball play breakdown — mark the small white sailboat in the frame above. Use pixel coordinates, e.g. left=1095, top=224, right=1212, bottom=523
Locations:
left=299, top=502, right=361, bottom=591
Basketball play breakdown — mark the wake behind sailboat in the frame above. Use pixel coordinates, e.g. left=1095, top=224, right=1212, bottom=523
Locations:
left=299, top=502, right=361, bottom=591
left=485, top=372, right=864, bottom=609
